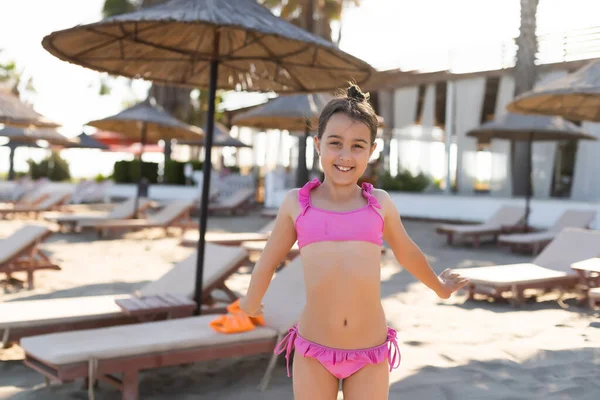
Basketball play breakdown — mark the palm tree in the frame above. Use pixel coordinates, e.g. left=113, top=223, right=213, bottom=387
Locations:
left=511, top=0, right=539, bottom=196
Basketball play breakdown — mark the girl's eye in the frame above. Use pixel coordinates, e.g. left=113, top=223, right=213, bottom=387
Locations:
left=329, top=141, right=341, bottom=146
left=353, top=144, right=364, bottom=149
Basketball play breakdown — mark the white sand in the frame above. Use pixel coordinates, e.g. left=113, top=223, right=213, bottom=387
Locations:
left=1, top=213, right=599, bottom=399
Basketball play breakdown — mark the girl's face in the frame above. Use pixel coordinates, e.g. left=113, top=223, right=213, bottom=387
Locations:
left=314, top=113, right=376, bottom=186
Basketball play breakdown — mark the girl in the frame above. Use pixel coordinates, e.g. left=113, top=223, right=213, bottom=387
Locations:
left=240, top=84, right=469, bottom=399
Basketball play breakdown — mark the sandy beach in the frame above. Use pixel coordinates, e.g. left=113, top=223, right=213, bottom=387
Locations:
left=1, top=212, right=599, bottom=400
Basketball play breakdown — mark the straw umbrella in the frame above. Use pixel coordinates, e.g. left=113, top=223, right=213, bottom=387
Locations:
left=507, top=60, right=600, bottom=122
left=177, top=122, right=250, bottom=148
left=0, top=126, right=75, bottom=180
left=233, top=93, right=384, bottom=186
left=41, top=0, right=373, bottom=314
left=0, top=90, right=60, bottom=129
left=467, top=113, right=596, bottom=228
left=66, top=133, right=109, bottom=150
left=86, top=97, right=204, bottom=216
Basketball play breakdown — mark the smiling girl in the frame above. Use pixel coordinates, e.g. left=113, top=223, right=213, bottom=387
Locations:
left=240, top=84, right=469, bottom=399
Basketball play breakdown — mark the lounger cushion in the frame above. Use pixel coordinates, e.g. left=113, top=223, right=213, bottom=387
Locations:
left=0, top=225, right=50, bottom=264
left=437, top=224, right=502, bottom=234
left=0, top=295, right=128, bottom=329
left=139, top=244, right=248, bottom=298
left=498, top=231, right=556, bottom=244
left=454, top=263, right=569, bottom=286
left=589, top=288, right=600, bottom=299
left=21, top=316, right=278, bottom=365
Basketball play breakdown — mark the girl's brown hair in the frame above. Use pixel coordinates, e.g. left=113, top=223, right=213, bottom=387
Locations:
left=317, top=84, right=378, bottom=144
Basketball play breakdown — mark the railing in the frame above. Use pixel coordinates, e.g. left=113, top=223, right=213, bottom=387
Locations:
left=392, top=25, right=600, bottom=73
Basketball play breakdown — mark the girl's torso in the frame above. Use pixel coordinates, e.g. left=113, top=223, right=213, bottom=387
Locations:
left=290, top=179, right=388, bottom=349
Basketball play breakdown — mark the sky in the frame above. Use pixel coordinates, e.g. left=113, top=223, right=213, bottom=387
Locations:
left=1, top=0, right=600, bottom=176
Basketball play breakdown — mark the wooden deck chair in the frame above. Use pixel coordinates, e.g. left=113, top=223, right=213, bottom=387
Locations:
left=208, top=188, right=255, bottom=215
left=570, top=257, right=600, bottom=309
left=0, top=190, right=72, bottom=219
left=21, top=257, right=306, bottom=400
left=0, top=244, right=249, bottom=348
left=435, top=205, right=525, bottom=247
left=46, top=197, right=154, bottom=232
left=498, top=209, right=597, bottom=255
left=454, top=228, right=600, bottom=306
left=180, top=219, right=276, bottom=247
left=0, top=225, right=60, bottom=291
left=80, top=200, right=195, bottom=238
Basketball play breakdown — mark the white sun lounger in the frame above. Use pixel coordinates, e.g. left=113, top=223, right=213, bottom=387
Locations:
left=21, top=256, right=305, bottom=400
left=436, top=205, right=525, bottom=247
left=498, top=209, right=597, bottom=254
left=1, top=244, right=249, bottom=347
left=454, top=228, right=600, bottom=306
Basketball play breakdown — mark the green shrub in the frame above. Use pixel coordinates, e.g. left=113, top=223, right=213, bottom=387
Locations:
left=380, top=170, right=430, bottom=192
left=27, top=152, right=71, bottom=181
left=163, top=160, right=186, bottom=185
left=112, top=160, right=158, bottom=184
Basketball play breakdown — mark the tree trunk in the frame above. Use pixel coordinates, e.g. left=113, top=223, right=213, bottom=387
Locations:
left=512, top=0, right=539, bottom=196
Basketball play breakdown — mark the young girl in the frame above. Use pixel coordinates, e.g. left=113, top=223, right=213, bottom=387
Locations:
left=240, top=84, right=469, bottom=399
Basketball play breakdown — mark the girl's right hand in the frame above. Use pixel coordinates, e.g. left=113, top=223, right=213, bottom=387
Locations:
left=239, top=296, right=264, bottom=317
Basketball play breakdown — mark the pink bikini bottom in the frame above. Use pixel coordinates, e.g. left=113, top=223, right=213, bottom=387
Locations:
left=274, top=325, right=400, bottom=380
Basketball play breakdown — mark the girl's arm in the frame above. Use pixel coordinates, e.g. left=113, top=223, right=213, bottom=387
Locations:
left=376, top=190, right=469, bottom=299
left=239, top=190, right=299, bottom=316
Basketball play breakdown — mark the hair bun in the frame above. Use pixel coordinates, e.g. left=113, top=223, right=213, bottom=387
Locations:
left=347, top=84, right=369, bottom=102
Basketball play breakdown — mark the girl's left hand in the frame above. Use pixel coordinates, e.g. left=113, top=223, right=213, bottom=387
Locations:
left=436, top=269, right=470, bottom=299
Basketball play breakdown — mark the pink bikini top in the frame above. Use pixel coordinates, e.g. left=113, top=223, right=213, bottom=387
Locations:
left=294, top=178, right=384, bottom=249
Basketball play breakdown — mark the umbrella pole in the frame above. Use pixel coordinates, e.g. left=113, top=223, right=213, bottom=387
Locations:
left=524, top=133, right=533, bottom=230
left=8, top=146, right=16, bottom=181
left=194, top=56, right=219, bottom=315
left=134, top=123, right=147, bottom=218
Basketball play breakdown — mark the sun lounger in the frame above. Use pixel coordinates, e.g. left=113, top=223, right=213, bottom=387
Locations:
left=80, top=200, right=195, bottom=238
left=45, top=197, right=154, bottom=232
left=21, top=256, right=305, bottom=400
left=570, top=257, right=600, bottom=309
left=498, top=209, right=597, bottom=255
left=208, top=188, right=255, bottom=215
left=0, top=244, right=249, bottom=348
left=454, top=228, right=600, bottom=306
left=0, top=190, right=72, bottom=219
left=180, top=219, right=275, bottom=247
left=436, top=205, right=525, bottom=247
left=0, top=225, right=60, bottom=291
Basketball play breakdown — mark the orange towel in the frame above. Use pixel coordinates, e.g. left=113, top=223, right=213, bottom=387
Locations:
left=210, top=299, right=264, bottom=334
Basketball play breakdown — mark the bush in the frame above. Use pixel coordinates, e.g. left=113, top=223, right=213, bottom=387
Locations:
left=27, top=152, right=71, bottom=181
left=380, top=170, right=431, bottom=192
left=112, top=160, right=158, bottom=184
left=163, top=160, right=186, bottom=185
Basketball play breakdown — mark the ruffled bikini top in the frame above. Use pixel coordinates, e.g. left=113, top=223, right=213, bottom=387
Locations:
left=294, top=178, right=384, bottom=249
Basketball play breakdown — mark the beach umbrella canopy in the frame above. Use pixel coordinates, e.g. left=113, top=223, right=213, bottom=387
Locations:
left=66, top=133, right=110, bottom=150
left=90, top=130, right=138, bottom=147
left=467, top=113, right=596, bottom=226
left=86, top=97, right=204, bottom=217
left=87, top=98, right=204, bottom=143
left=41, top=0, right=374, bottom=315
left=0, top=90, right=60, bottom=129
left=177, top=122, right=250, bottom=148
left=233, top=93, right=384, bottom=185
left=0, top=126, right=74, bottom=180
left=507, top=60, right=600, bottom=122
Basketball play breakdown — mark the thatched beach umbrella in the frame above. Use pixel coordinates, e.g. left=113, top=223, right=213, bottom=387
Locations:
left=0, top=126, right=75, bottom=180
left=507, top=60, right=600, bottom=122
left=41, top=0, right=373, bottom=315
left=467, top=113, right=596, bottom=227
left=233, top=93, right=384, bottom=186
left=66, top=133, right=109, bottom=150
left=0, top=90, right=60, bottom=129
left=87, top=97, right=204, bottom=216
left=177, top=122, right=250, bottom=148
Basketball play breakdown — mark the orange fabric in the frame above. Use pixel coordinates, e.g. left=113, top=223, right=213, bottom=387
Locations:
left=210, top=299, right=264, bottom=334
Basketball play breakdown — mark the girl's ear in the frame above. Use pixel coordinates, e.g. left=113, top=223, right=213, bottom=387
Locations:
left=313, top=135, right=321, bottom=155
left=369, top=142, right=377, bottom=158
